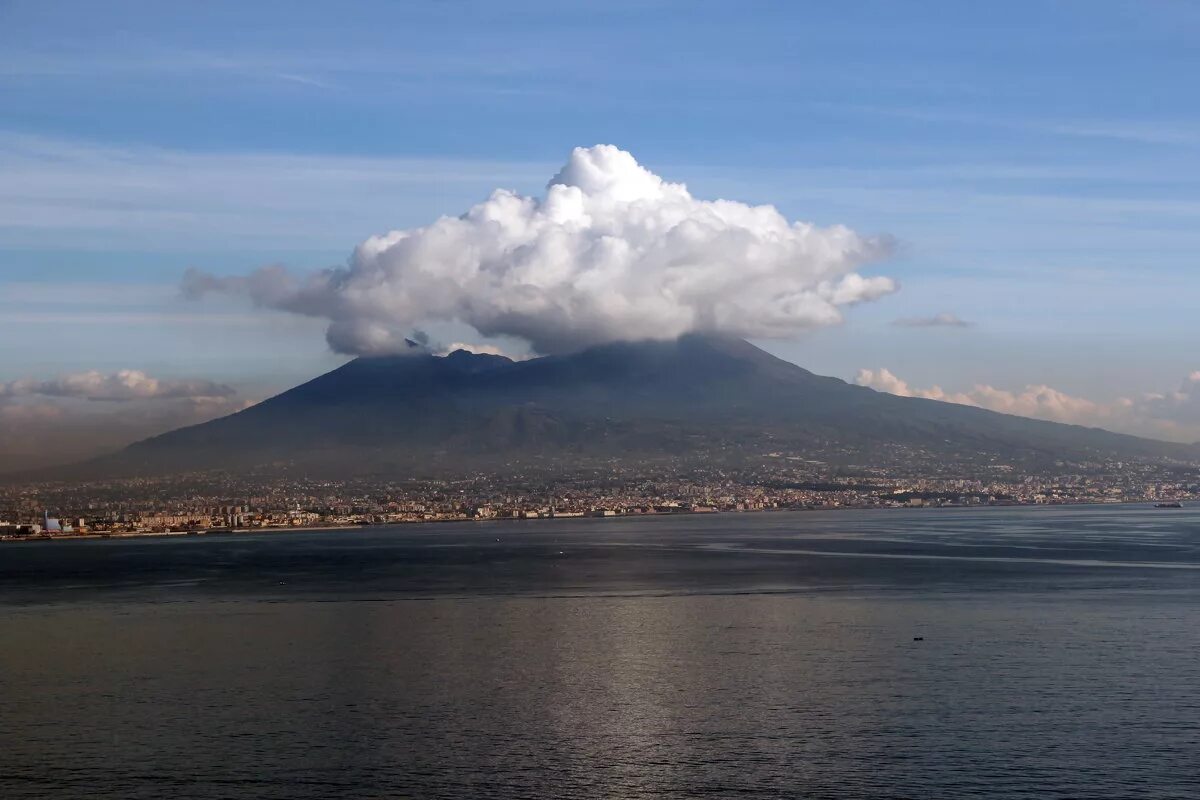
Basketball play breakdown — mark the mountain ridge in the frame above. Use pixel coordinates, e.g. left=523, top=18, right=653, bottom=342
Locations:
left=41, top=335, right=1200, bottom=479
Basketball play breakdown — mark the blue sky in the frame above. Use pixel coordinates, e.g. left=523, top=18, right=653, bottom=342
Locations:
left=3, top=0, right=1200, bottom=458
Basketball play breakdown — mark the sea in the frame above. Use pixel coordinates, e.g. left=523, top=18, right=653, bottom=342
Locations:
left=1, top=504, right=1198, bottom=799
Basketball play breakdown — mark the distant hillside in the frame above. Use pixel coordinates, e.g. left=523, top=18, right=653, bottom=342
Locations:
left=55, top=335, right=1200, bottom=478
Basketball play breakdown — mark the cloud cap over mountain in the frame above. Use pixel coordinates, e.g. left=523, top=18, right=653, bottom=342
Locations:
left=183, top=145, right=896, bottom=355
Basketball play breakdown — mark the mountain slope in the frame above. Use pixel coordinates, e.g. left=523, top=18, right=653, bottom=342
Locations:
left=75, top=335, right=1199, bottom=477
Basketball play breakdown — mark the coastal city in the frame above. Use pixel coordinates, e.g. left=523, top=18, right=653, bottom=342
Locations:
left=3, top=453, right=1196, bottom=538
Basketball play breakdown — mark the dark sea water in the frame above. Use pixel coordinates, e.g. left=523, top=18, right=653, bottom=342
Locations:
left=2, top=504, right=1199, bottom=799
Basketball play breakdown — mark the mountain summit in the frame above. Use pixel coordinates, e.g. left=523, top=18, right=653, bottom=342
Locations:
left=78, top=335, right=1197, bottom=477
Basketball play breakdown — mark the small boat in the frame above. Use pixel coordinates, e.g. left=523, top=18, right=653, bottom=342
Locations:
left=1155, top=502, right=1183, bottom=508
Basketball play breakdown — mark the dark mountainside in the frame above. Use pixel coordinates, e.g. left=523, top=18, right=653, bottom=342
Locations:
left=53, top=335, right=1200, bottom=478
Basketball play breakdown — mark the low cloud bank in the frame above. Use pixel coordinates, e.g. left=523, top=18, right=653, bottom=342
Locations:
left=0, top=369, right=246, bottom=471
left=0, top=369, right=233, bottom=402
left=856, top=368, right=1200, bottom=443
left=183, top=144, right=896, bottom=355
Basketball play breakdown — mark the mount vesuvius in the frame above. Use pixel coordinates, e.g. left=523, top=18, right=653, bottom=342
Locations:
left=58, top=335, right=1200, bottom=478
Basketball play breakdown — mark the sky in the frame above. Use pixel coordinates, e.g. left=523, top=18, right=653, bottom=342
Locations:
left=3, top=0, right=1200, bottom=466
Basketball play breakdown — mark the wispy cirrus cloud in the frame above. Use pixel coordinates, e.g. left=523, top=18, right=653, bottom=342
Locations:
left=0, top=131, right=551, bottom=250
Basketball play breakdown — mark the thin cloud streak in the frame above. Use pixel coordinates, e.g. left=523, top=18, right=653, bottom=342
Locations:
left=0, top=311, right=307, bottom=326
left=892, top=312, right=972, bottom=328
left=823, top=103, right=1200, bottom=148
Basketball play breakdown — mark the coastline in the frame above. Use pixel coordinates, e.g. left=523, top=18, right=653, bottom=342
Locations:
left=2, top=498, right=1188, bottom=543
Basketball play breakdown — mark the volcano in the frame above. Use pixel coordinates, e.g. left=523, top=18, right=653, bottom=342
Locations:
left=68, top=335, right=1199, bottom=478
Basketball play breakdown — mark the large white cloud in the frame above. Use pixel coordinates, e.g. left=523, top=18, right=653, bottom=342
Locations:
left=856, top=368, right=1200, bottom=443
left=183, top=145, right=896, bottom=355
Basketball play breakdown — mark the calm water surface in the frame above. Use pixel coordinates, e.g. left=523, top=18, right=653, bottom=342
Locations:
left=2, top=505, right=1198, bottom=798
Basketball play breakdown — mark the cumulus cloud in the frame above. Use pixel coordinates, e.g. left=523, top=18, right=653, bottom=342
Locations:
left=183, top=144, right=896, bottom=355
left=0, top=370, right=234, bottom=402
left=892, top=312, right=972, bottom=328
left=856, top=368, right=1200, bottom=442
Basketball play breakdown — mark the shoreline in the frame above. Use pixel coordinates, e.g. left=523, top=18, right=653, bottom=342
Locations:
left=2, top=498, right=1189, bottom=543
